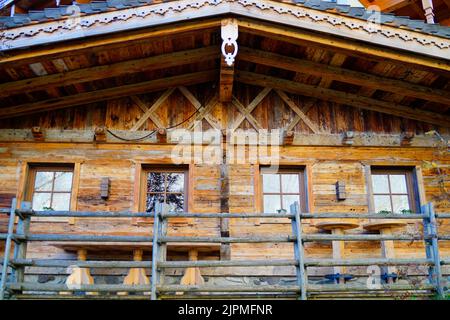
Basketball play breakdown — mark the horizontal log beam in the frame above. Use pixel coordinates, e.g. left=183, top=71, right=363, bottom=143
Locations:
left=0, top=70, right=218, bottom=119
left=0, top=129, right=448, bottom=148
left=239, top=47, right=450, bottom=107
left=8, top=283, right=151, bottom=292
left=307, top=283, right=434, bottom=292
left=157, top=284, right=299, bottom=293
left=0, top=19, right=221, bottom=69
left=235, top=71, right=450, bottom=127
left=238, top=18, right=450, bottom=73
left=0, top=46, right=219, bottom=98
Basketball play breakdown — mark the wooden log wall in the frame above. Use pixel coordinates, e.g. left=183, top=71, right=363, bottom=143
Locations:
left=0, top=83, right=449, bottom=280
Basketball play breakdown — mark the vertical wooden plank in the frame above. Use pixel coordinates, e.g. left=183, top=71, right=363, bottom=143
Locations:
left=188, top=163, right=195, bottom=213
left=0, top=198, right=16, bottom=300
left=68, top=162, right=81, bottom=225
left=253, top=164, right=261, bottom=226
left=15, top=162, right=28, bottom=207
left=364, top=164, right=374, bottom=213
left=132, top=162, right=142, bottom=225
left=415, top=165, right=427, bottom=207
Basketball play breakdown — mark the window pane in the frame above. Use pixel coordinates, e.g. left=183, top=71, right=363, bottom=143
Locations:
left=282, top=195, right=300, bottom=212
left=146, top=194, right=164, bottom=213
left=372, top=175, right=389, bottom=193
left=167, top=193, right=184, bottom=212
left=167, top=173, right=184, bottom=193
left=52, top=193, right=71, bottom=211
left=34, top=171, right=54, bottom=191
left=281, top=174, right=299, bottom=193
left=389, top=174, right=408, bottom=194
left=262, top=174, right=280, bottom=193
left=263, top=195, right=281, bottom=213
left=392, top=195, right=410, bottom=213
left=374, top=195, right=392, bottom=213
left=147, top=172, right=165, bottom=193
left=53, top=172, right=73, bottom=192
left=32, top=193, right=51, bottom=211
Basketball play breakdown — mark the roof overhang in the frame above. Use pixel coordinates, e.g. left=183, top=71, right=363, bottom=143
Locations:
left=1, top=0, right=449, bottom=61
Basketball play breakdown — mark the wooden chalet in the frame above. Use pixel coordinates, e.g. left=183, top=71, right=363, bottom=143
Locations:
left=0, top=0, right=449, bottom=300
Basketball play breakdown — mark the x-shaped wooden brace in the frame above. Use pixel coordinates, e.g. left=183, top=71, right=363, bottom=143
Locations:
left=130, top=87, right=222, bottom=131
left=275, top=90, right=320, bottom=134
left=178, top=86, right=222, bottom=131
left=130, top=88, right=174, bottom=131
left=230, top=87, right=271, bottom=131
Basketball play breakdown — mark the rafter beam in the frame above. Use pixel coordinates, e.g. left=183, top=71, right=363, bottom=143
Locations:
left=0, top=19, right=221, bottom=69
left=238, top=19, right=450, bottom=73
left=0, top=70, right=218, bottom=119
left=238, top=47, right=450, bottom=107
left=0, top=46, right=219, bottom=99
left=219, top=18, right=238, bottom=102
left=235, top=71, right=450, bottom=127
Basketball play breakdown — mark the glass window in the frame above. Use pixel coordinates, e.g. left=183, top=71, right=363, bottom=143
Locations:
left=29, top=169, right=73, bottom=211
left=371, top=168, right=417, bottom=214
left=145, top=169, right=187, bottom=213
left=261, top=169, right=305, bottom=213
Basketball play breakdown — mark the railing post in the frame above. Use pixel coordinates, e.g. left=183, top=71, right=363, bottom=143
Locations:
left=422, top=202, right=445, bottom=298
left=290, top=201, right=307, bottom=300
left=158, top=204, right=169, bottom=294
left=12, top=202, right=31, bottom=290
left=0, top=198, right=17, bottom=300
left=150, top=202, right=162, bottom=300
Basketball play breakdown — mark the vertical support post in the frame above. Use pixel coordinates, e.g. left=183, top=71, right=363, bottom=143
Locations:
left=150, top=202, right=161, bottom=300
left=0, top=198, right=17, bottom=300
left=12, top=202, right=31, bottom=288
left=290, top=201, right=307, bottom=300
left=422, top=202, right=444, bottom=298
left=158, top=203, right=169, bottom=292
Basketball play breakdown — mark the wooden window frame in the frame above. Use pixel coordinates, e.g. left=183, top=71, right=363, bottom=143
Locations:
left=369, top=166, right=420, bottom=214
left=137, top=165, right=189, bottom=225
left=25, top=163, right=76, bottom=222
left=259, top=166, right=308, bottom=224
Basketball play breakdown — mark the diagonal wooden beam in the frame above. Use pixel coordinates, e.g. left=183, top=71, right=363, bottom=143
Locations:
left=130, top=95, right=149, bottom=113
left=178, top=86, right=221, bottom=130
left=286, top=99, right=317, bottom=132
left=231, top=97, right=263, bottom=131
left=0, top=70, right=218, bottom=119
left=187, top=94, right=220, bottom=130
left=230, top=87, right=271, bottom=131
left=235, top=71, right=450, bottom=128
left=275, top=90, right=319, bottom=133
left=238, top=47, right=450, bottom=106
left=131, top=89, right=175, bottom=131
left=0, top=46, right=219, bottom=99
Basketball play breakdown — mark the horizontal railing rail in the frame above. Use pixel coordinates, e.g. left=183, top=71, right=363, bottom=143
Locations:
left=0, top=199, right=448, bottom=300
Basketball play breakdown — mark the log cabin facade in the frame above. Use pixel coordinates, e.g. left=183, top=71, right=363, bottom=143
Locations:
left=0, top=0, right=449, bottom=299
